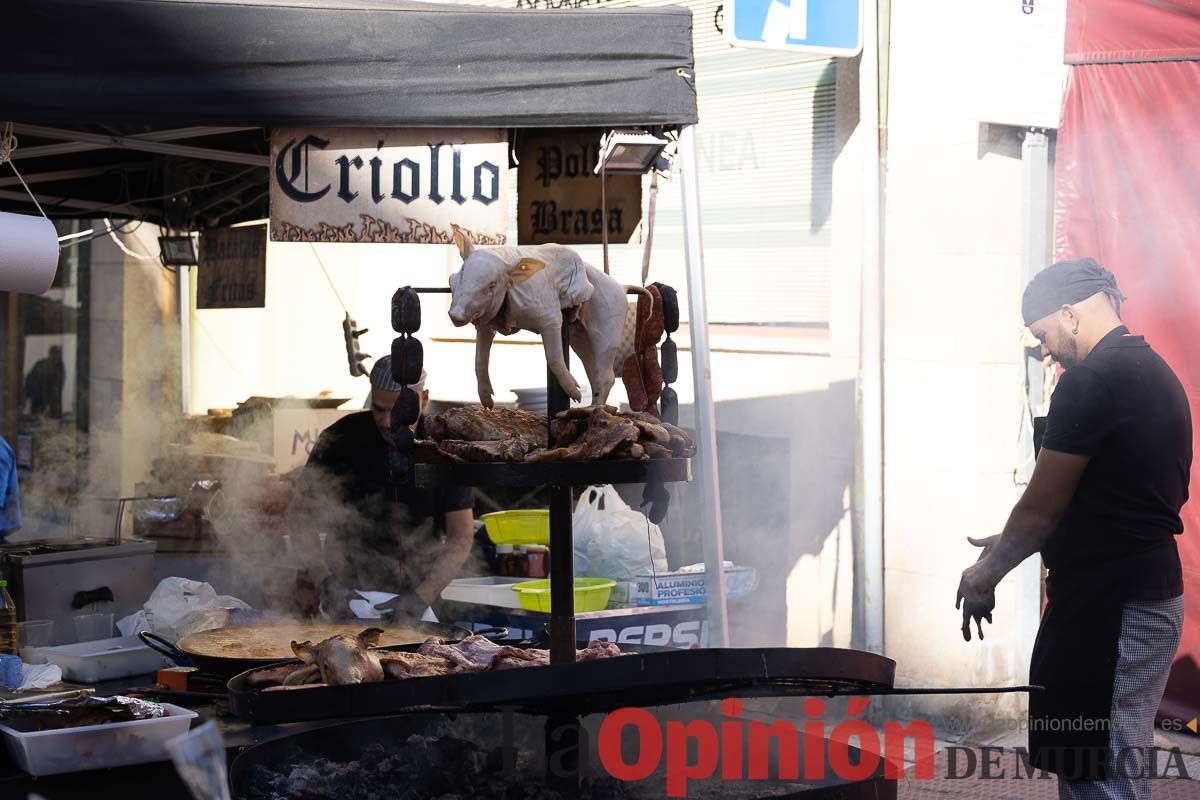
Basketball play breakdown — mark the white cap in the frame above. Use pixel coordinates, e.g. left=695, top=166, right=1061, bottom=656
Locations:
left=370, top=355, right=426, bottom=392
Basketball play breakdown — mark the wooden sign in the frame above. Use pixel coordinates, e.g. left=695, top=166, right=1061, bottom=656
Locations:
left=198, top=226, right=266, bottom=309
left=517, top=130, right=642, bottom=245
left=269, top=128, right=508, bottom=244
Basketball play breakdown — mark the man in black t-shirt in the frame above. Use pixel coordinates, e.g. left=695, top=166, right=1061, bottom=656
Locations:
left=957, top=258, right=1191, bottom=797
left=290, top=357, right=474, bottom=620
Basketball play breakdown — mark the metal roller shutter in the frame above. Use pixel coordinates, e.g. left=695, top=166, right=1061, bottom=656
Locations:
left=438, top=0, right=838, bottom=327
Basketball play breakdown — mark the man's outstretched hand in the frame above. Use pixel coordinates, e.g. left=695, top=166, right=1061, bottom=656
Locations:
left=957, top=537, right=998, bottom=641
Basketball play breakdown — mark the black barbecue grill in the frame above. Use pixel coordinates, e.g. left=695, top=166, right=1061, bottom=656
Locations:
left=227, top=285, right=1039, bottom=799
left=228, top=645, right=897, bottom=723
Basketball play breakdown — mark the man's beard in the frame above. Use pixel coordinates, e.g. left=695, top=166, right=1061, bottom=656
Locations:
left=1054, top=324, right=1081, bottom=368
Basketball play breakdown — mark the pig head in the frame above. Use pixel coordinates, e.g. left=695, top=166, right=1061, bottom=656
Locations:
left=448, top=231, right=631, bottom=408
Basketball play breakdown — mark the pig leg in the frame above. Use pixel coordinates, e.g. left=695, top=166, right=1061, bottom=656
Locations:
left=542, top=324, right=582, bottom=402
left=592, top=349, right=618, bottom=407
left=569, top=324, right=602, bottom=406
left=474, top=325, right=496, bottom=409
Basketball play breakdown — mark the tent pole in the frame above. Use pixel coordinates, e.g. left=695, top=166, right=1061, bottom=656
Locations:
left=179, top=266, right=192, bottom=415
left=677, top=124, right=728, bottom=648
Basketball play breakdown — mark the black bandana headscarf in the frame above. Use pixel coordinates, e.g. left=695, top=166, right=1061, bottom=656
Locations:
left=1021, top=257, right=1127, bottom=326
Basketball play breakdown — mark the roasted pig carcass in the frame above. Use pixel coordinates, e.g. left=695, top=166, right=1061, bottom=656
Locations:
left=424, top=407, right=548, bottom=447
left=291, top=628, right=387, bottom=686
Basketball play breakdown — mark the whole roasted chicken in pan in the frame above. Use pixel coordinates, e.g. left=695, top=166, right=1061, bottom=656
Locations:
left=249, top=629, right=623, bottom=690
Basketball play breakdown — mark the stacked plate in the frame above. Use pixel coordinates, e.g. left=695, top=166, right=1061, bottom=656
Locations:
left=511, top=383, right=591, bottom=415
left=511, top=387, right=547, bottom=415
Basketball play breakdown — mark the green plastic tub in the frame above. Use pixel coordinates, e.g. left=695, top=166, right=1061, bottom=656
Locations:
left=510, top=578, right=616, bottom=612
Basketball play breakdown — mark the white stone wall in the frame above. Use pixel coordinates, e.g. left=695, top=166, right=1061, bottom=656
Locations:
left=877, top=1, right=1048, bottom=731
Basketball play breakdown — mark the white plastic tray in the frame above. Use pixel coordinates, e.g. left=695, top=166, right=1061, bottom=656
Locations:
left=440, top=576, right=525, bottom=609
left=22, top=636, right=170, bottom=683
left=0, top=702, right=197, bottom=776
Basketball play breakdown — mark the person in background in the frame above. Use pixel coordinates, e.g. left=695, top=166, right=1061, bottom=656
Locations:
left=289, top=357, right=474, bottom=621
left=0, top=434, right=20, bottom=543
left=24, top=345, right=65, bottom=418
left=956, top=258, right=1190, bottom=798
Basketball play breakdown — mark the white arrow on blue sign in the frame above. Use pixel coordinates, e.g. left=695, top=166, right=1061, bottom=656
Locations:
left=725, top=0, right=863, bottom=56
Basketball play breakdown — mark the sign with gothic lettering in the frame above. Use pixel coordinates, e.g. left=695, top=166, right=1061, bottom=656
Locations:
left=517, top=129, right=642, bottom=245
left=198, top=225, right=266, bottom=309
left=269, top=128, right=508, bottom=244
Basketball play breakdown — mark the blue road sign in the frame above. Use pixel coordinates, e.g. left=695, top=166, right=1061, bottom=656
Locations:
left=725, top=0, right=863, bottom=56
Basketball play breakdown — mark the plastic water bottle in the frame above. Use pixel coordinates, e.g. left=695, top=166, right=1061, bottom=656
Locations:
left=0, top=579, right=17, bottom=656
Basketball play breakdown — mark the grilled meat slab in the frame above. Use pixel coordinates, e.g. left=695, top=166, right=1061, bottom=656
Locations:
left=425, top=406, right=548, bottom=447
left=435, top=438, right=536, bottom=463
left=528, top=406, right=639, bottom=461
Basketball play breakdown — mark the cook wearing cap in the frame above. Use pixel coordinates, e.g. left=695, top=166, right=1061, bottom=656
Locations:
left=288, top=357, right=474, bottom=622
left=957, top=258, right=1191, bottom=795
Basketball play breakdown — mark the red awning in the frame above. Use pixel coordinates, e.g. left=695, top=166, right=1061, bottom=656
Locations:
left=1056, top=0, right=1200, bottom=725
left=1065, top=0, right=1200, bottom=63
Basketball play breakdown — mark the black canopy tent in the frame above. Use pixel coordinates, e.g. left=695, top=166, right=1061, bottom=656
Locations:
left=0, top=0, right=729, bottom=644
left=0, top=0, right=697, bottom=224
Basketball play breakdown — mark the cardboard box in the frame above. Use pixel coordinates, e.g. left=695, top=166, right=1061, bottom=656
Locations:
left=231, top=397, right=353, bottom=474
left=633, top=566, right=757, bottom=606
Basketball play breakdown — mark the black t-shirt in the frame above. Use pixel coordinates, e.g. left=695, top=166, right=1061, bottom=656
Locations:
left=301, top=411, right=472, bottom=591
left=1040, top=326, right=1192, bottom=599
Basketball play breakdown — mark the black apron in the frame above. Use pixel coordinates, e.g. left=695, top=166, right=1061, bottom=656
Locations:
left=1028, top=565, right=1125, bottom=780
left=1028, top=417, right=1122, bottom=779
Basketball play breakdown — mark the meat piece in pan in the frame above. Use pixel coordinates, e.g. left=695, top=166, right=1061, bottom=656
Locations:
left=282, top=664, right=322, bottom=686
left=378, top=651, right=454, bottom=679
left=416, top=639, right=490, bottom=673
left=292, top=628, right=386, bottom=686
left=494, top=652, right=551, bottom=670
left=576, top=640, right=623, bottom=661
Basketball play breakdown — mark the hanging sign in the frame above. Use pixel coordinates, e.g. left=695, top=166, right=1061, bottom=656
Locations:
left=517, top=130, right=642, bottom=245
left=197, top=225, right=266, bottom=309
left=725, top=0, right=862, bottom=56
left=269, top=128, right=508, bottom=244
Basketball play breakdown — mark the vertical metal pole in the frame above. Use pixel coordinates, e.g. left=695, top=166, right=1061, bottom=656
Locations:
left=1018, top=129, right=1050, bottom=488
left=1015, top=128, right=1050, bottom=676
left=858, top=0, right=886, bottom=656
left=547, top=316, right=575, bottom=664
left=3, top=293, right=19, bottom=442
left=178, top=265, right=191, bottom=415
left=677, top=125, right=729, bottom=648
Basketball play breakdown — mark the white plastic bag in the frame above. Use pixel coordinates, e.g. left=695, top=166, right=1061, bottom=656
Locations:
left=116, top=577, right=249, bottom=641
left=574, top=485, right=668, bottom=581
